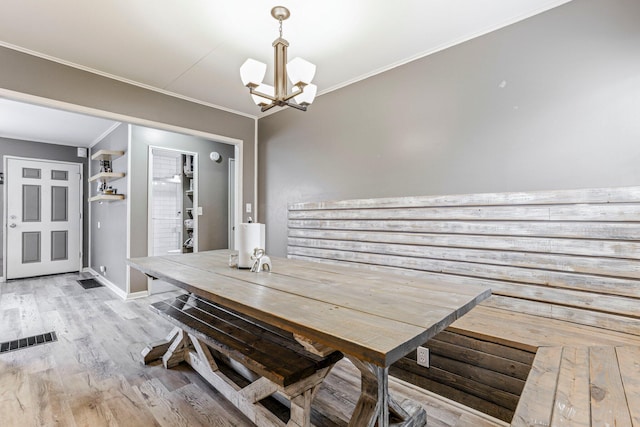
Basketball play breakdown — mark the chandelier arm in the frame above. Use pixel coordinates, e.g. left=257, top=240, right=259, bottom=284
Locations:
left=260, top=103, right=279, bottom=113
left=284, top=101, right=308, bottom=112
left=249, top=87, right=277, bottom=102
left=282, top=86, right=305, bottom=102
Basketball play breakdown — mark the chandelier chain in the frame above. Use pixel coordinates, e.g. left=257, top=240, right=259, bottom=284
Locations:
left=279, top=18, right=283, bottom=38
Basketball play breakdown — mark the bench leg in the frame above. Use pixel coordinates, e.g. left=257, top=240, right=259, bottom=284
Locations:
left=141, top=327, right=183, bottom=365
left=143, top=328, right=338, bottom=427
left=284, top=365, right=334, bottom=427
left=348, top=357, right=426, bottom=427
left=162, top=329, right=190, bottom=368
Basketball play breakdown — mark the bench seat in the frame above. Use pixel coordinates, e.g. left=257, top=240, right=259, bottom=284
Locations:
left=511, top=346, right=640, bottom=426
left=451, top=304, right=640, bottom=352
left=142, top=293, right=343, bottom=427
left=148, top=293, right=342, bottom=387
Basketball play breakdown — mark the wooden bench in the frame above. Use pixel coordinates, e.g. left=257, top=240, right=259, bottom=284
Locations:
left=142, top=293, right=343, bottom=427
left=512, top=346, right=640, bottom=426
left=287, top=185, right=640, bottom=422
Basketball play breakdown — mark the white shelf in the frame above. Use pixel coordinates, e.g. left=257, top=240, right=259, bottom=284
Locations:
left=91, top=150, right=124, bottom=161
left=89, top=194, right=125, bottom=202
left=91, top=150, right=126, bottom=200
left=89, top=172, right=125, bottom=183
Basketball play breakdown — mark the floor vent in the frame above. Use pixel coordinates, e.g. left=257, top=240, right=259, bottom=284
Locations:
left=77, top=278, right=103, bottom=289
left=0, top=331, right=58, bottom=354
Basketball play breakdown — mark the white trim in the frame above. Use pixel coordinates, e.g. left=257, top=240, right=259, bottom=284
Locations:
left=254, top=118, right=259, bottom=222
left=0, top=42, right=258, bottom=120
left=86, top=267, right=128, bottom=300
left=2, top=156, right=6, bottom=281
left=234, top=143, right=243, bottom=248
left=126, top=290, right=151, bottom=300
left=126, top=125, right=132, bottom=295
left=228, top=157, right=236, bottom=250
left=3, top=155, right=84, bottom=279
left=87, top=157, right=92, bottom=272
left=91, top=122, right=123, bottom=147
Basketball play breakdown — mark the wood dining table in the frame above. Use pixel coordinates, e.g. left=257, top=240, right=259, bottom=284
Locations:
left=128, top=249, right=491, bottom=427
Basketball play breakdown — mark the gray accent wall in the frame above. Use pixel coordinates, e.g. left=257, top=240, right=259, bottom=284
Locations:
left=1, top=137, right=89, bottom=274
left=258, top=0, right=640, bottom=256
left=90, top=124, right=128, bottom=290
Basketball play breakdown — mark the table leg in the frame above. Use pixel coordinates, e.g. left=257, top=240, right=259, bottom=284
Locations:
left=348, top=357, right=427, bottom=427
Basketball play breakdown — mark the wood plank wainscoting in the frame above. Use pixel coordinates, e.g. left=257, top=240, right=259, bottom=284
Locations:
left=288, top=186, right=640, bottom=422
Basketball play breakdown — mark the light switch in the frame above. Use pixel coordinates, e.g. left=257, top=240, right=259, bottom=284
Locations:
left=197, top=207, right=203, bottom=215
left=97, top=221, right=101, bottom=229
left=246, top=203, right=252, bottom=213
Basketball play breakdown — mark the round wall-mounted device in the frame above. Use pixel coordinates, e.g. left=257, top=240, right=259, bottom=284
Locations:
left=210, top=152, right=221, bottom=162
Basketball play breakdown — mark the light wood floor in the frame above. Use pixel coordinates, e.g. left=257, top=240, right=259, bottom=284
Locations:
left=0, top=273, right=506, bottom=427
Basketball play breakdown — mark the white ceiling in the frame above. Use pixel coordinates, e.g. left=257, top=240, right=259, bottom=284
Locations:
left=0, top=0, right=572, bottom=145
left=0, top=97, right=119, bottom=147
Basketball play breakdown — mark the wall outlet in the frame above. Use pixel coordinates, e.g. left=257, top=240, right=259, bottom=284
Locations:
left=99, top=265, right=106, bottom=275
left=417, top=346, right=430, bottom=368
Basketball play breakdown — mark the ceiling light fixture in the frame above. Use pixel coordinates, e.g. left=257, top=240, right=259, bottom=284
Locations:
left=240, top=6, right=317, bottom=112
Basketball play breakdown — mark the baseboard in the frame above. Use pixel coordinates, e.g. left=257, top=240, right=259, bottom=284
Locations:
left=126, top=290, right=150, bottom=300
left=86, top=268, right=128, bottom=300
left=86, top=268, right=149, bottom=300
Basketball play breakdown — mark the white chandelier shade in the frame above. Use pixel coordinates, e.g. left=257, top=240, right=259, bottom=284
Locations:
left=286, top=57, right=316, bottom=86
left=240, top=59, right=267, bottom=87
left=239, top=6, right=316, bottom=112
left=294, top=83, right=317, bottom=105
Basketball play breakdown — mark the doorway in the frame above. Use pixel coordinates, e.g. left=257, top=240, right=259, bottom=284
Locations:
left=147, top=147, right=198, bottom=294
left=4, top=157, right=82, bottom=279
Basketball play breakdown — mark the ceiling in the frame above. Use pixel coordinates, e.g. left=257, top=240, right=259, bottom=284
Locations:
left=0, top=0, right=572, bottom=145
left=0, top=98, right=119, bottom=147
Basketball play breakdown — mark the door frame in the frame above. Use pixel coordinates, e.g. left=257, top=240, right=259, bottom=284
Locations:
left=147, top=146, right=199, bottom=257
left=2, top=155, right=84, bottom=280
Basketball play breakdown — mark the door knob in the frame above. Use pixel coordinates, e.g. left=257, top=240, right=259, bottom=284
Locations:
left=9, top=223, right=17, bottom=228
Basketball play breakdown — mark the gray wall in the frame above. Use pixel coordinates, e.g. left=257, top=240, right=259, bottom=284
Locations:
left=0, top=45, right=256, bottom=229
left=128, top=126, right=235, bottom=293
left=88, top=124, right=234, bottom=293
left=90, top=124, right=128, bottom=290
left=258, top=0, right=640, bottom=256
left=1, top=137, right=89, bottom=274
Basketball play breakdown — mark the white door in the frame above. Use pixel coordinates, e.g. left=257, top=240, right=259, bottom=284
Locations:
left=5, top=158, right=82, bottom=279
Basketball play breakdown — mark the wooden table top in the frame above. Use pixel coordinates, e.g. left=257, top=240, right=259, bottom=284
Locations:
left=128, top=250, right=490, bottom=366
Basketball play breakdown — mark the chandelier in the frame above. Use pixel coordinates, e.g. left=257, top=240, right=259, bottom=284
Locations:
left=240, top=6, right=317, bottom=112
